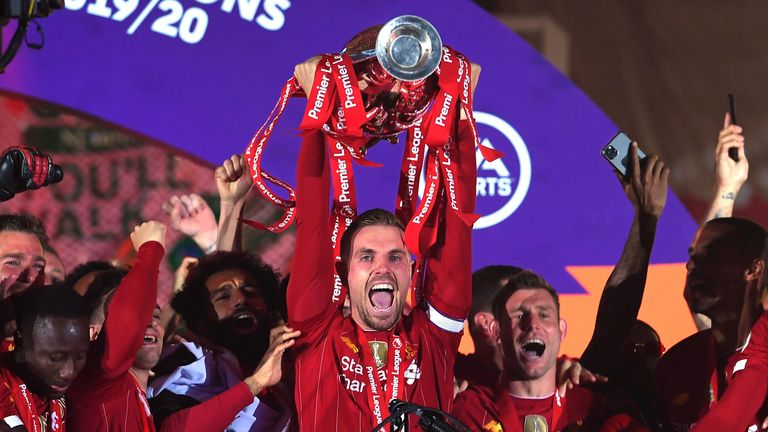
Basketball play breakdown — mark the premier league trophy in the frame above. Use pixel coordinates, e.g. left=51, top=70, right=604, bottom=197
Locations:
left=334, top=15, right=442, bottom=148
left=243, top=14, right=501, bottom=260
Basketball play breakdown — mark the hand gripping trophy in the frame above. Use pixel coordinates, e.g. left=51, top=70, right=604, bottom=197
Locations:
left=243, top=15, right=502, bottom=297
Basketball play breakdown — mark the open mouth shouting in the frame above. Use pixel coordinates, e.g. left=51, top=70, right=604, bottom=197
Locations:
left=520, top=338, right=546, bottom=361
left=229, top=308, right=258, bottom=332
left=143, top=329, right=160, bottom=346
left=368, top=281, right=395, bottom=313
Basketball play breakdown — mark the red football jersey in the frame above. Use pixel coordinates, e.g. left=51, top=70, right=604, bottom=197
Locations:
left=66, top=242, right=164, bottom=432
left=653, top=329, right=742, bottom=431
left=690, top=311, right=768, bottom=431
left=293, top=307, right=463, bottom=431
left=452, top=385, right=596, bottom=432
left=735, top=310, right=768, bottom=375
left=288, top=122, right=476, bottom=431
left=0, top=356, right=66, bottom=432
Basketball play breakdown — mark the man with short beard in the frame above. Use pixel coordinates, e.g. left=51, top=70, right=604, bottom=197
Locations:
left=453, top=144, right=670, bottom=431
left=0, top=214, right=48, bottom=301
left=653, top=217, right=766, bottom=431
left=285, top=58, right=478, bottom=431
left=0, top=214, right=49, bottom=354
left=453, top=271, right=599, bottom=431
left=65, top=221, right=167, bottom=431
left=0, top=285, right=90, bottom=432
left=651, top=115, right=767, bottom=431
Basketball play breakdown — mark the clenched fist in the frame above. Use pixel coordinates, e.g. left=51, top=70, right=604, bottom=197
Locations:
left=215, top=155, right=253, bottom=205
left=0, top=146, right=64, bottom=202
left=130, top=221, right=167, bottom=251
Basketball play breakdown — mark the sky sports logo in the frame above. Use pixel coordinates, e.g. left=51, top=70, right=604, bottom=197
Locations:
left=419, top=111, right=531, bottom=229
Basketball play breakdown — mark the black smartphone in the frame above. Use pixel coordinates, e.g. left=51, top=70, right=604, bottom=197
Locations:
left=728, top=94, right=740, bottom=162
left=601, top=131, right=647, bottom=176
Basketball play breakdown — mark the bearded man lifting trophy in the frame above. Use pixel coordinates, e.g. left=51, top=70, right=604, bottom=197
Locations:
left=243, top=14, right=501, bottom=268
left=243, top=18, right=501, bottom=429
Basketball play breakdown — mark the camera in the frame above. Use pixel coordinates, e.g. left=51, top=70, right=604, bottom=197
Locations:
left=1, top=0, right=63, bottom=72
left=602, top=145, right=618, bottom=160
left=1, top=0, right=64, bottom=20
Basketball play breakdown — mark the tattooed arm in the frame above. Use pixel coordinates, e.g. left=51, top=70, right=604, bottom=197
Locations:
left=692, top=113, right=748, bottom=330
left=701, top=112, right=748, bottom=222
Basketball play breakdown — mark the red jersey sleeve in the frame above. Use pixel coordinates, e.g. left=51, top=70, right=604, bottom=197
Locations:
left=422, top=119, right=475, bottom=332
left=738, top=310, right=768, bottom=374
left=158, top=382, right=254, bottom=432
left=688, top=367, right=766, bottom=432
left=0, top=376, right=22, bottom=429
left=100, top=241, right=165, bottom=378
left=287, top=130, right=335, bottom=332
left=691, top=311, right=768, bottom=431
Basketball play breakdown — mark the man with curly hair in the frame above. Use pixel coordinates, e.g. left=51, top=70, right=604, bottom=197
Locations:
left=150, top=251, right=295, bottom=431
left=171, top=251, right=285, bottom=371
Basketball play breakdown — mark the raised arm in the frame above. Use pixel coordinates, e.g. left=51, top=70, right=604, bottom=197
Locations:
left=580, top=144, right=668, bottom=375
left=100, top=221, right=166, bottom=378
left=159, top=194, right=215, bottom=307
left=422, top=119, right=476, bottom=325
left=422, top=65, right=481, bottom=327
left=287, top=56, right=335, bottom=329
left=162, top=193, right=218, bottom=254
left=700, top=113, right=747, bottom=223
left=215, top=155, right=253, bottom=252
left=691, top=113, right=748, bottom=330
left=286, top=130, right=335, bottom=328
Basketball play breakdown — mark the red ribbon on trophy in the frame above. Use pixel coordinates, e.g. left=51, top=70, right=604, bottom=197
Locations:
left=242, top=16, right=503, bottom=305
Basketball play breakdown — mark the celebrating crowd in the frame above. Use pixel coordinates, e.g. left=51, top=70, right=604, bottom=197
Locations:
left=0, top=59, right=766, bottom=432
